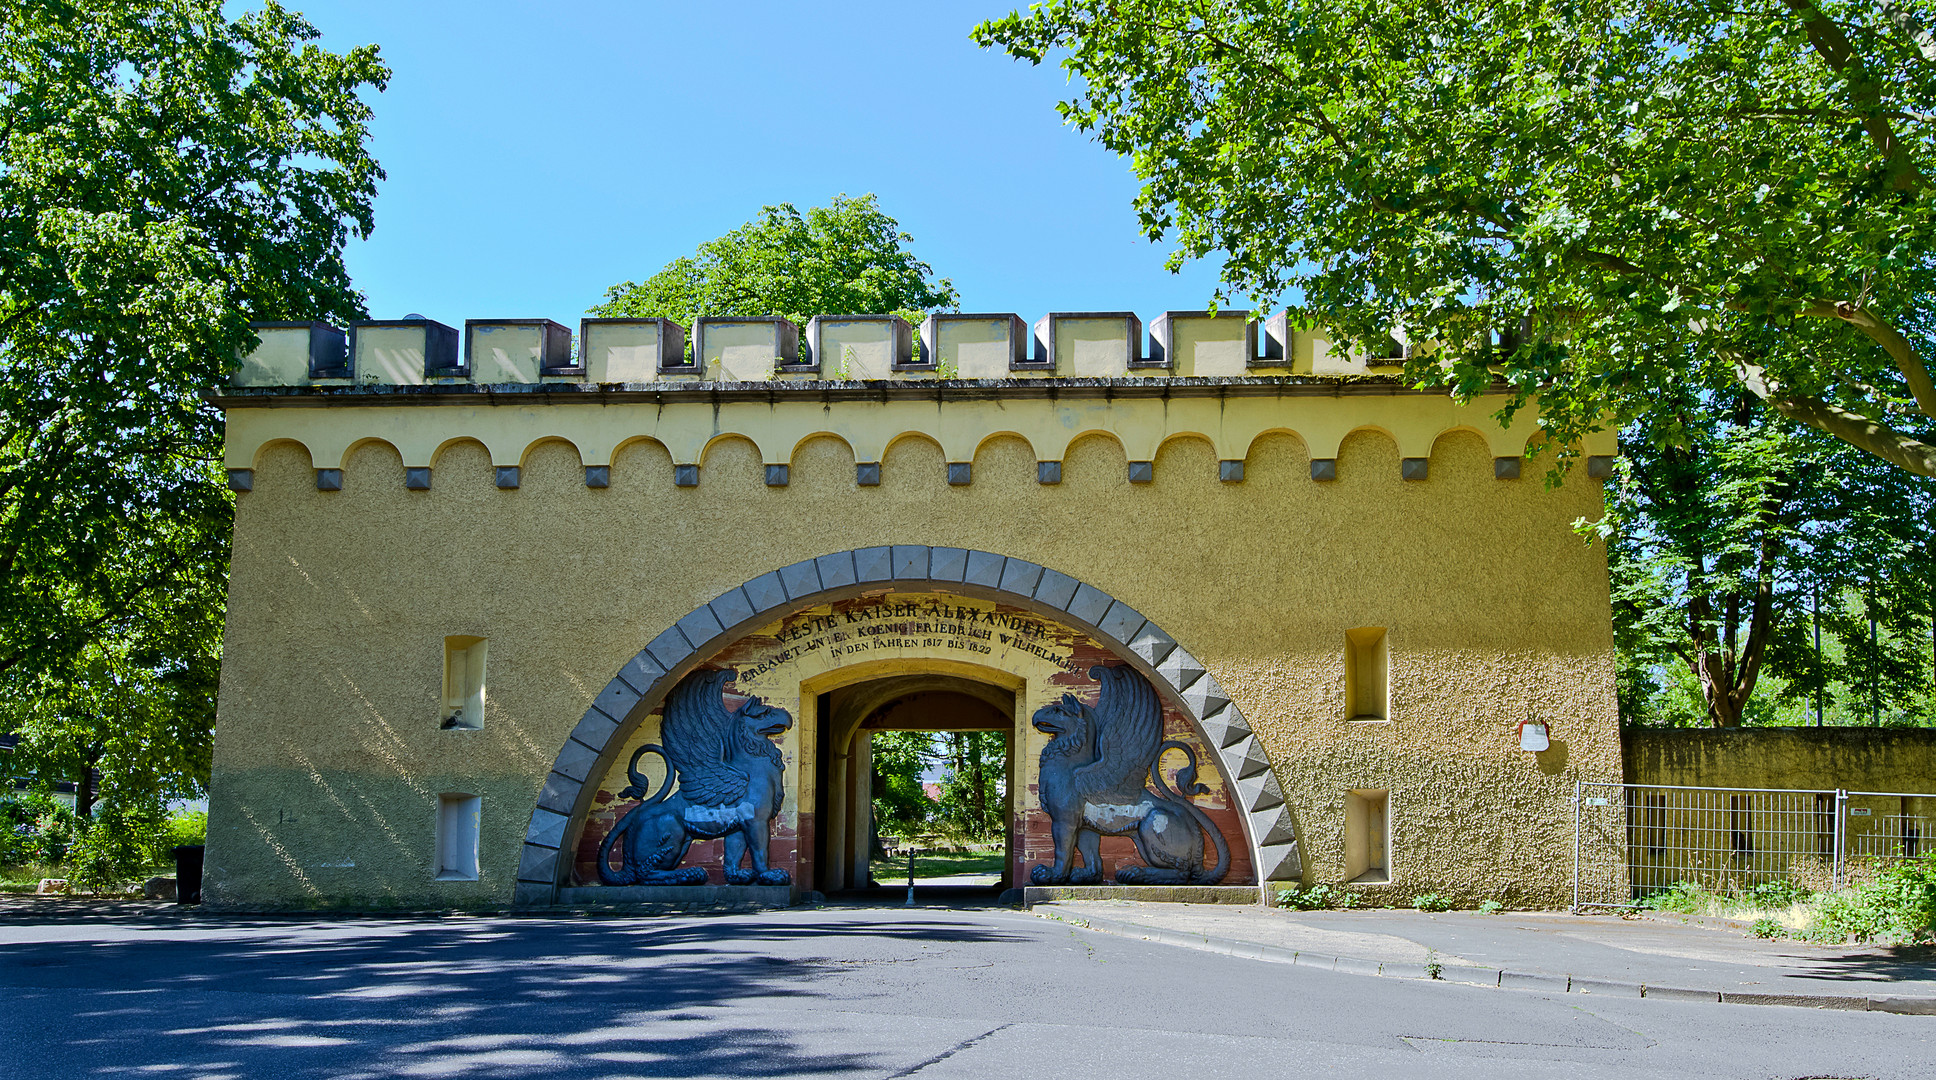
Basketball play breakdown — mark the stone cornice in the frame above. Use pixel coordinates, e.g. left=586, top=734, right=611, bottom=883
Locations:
left=213, top=375, right=1617, bottom=478
left=206, top=374, right=1447, bottom=410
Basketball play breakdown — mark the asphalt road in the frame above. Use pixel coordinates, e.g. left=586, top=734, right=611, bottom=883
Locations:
left=1, top=903, right=1930, bottom=1079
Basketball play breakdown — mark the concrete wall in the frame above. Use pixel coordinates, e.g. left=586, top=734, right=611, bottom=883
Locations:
left=205, top=389, right=1621, bottom=910
left=1624, top=728, right=1936, bottom=793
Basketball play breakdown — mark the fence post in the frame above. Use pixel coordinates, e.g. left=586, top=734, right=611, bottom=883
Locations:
left=1572, top=779, right=1582, bottom=912
left=1833, top=789, right=1848, bottom=889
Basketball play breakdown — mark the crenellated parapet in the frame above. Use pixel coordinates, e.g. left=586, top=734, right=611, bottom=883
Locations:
left=216, top=308, right=1617, bottom=494
left=231, top=309, right=1417, bottom=388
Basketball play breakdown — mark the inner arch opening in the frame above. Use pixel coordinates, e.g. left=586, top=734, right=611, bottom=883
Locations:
left=812, top=671, right=1019, bottom=901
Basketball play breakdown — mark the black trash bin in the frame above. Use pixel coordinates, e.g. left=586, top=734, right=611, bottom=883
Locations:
left=171, top=844, right=204, bottom=905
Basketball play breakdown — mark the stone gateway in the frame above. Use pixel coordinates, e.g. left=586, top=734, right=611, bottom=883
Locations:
left=203, top=311, right=1621, bottom=909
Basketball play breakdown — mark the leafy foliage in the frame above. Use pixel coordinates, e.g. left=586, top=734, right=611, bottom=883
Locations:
left=65, top=795, right=167, bottom=891
left=163, top=808, right=207, bottom=852
left=1630, top=862, right=1936, bottom=942
left=1274, top=883, right=1360, bottom=910
left=931, top=731, right=1005, bottom=845
left=0, top=1, right=385, bottom=794
left=1593, top=389, right=1936, bottom=725
left=870, top=730, right=937, bottom=843
left=975, top=1, right=1936, bottom=476
left=0, top=793, right=78, bottom=864
left=595, top=194, right=960, bottom=331
left=3, top=612, right=221, bottom=812
left=869, top=729, right=1008, bottom=849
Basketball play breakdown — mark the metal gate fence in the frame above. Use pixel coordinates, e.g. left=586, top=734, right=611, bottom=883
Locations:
left=1572, top=782, right=1935, bottom=910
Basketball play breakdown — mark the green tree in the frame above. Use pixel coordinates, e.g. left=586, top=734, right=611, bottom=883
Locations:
left=974, top=1, right=1936, bottom=476
left=1596, top=390, right=1936, bottom=727
left=869, top=730, right=936, bottom=862
left=2, top=614, right=219, bottom=814
left=595, top=194, right=960, bottom=330
left=0, top=1, right=385, bottom=796
left=0, top=0, right=386, bottom=687
left=932, top=731, right=1006, bottom=845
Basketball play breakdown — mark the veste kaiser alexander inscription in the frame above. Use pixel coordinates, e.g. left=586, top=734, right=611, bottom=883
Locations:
left=738, top=598, right=1083, bottom=680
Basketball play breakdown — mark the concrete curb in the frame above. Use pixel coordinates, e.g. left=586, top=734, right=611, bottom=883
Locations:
left=1037, top=907, right=1936, bottom=1016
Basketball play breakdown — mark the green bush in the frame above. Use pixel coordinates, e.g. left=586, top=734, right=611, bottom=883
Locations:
left=1272, top=884, right=1371, bottom=910
left=1871, top=855, right=1936, bottom=940
left=1805, top=886, right=1894, bottom=942
left=1275, top=884, right=1335, bottom=910
left=0, top=794, right=79, bottom=864
left=66, top=799, right=166, bottom=893
left=1802, top=857, right=1936, bottom=943
left=1750, top=917, right=1784, bottom=939
left=1636, top=880, right=1709, bottom=913
left=159, top=809, right=206, bottom=858
left=1744, top=880, right=1811, bottom=908
left=1412, top=893, right=1452, bottom=913
left=1477, top=899, right=1505, bottom=915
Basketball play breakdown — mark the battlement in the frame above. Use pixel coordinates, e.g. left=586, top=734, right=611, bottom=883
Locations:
left=216, top=305, right=1618, bottom=496
left=231, top=309, right=1414, bottom=388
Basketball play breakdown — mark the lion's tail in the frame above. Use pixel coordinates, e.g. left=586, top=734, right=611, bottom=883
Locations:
left=598, top=745, right=672, bottom=886
left=1151, top=740, right=1231, bottom=886
left=618, top=744, right=672, bottom=804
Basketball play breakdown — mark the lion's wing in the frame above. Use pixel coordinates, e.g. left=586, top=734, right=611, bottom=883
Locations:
left=1072, top=665, right=1162, bottom=796
left=660, top=668, right=751, bottom=807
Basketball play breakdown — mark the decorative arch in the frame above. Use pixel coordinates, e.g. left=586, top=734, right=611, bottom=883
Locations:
left=516, top=435, right=585, bottom=470
left=511, top=546, right=1302, bottom=905
left=786, top=430, right=858, bottom=466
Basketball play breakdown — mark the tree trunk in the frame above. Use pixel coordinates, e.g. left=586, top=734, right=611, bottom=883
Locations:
left=968, top=736, right=986, bottom=836
left=75, top=754, right=99, bottom=818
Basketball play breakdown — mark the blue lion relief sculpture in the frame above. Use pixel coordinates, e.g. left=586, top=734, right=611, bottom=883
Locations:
left=595, top=668, right=792, bottom=886
left=1031, top=665, right=1230, bottom=885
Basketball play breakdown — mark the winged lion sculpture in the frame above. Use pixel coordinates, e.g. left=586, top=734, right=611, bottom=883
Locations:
left=1030, top=664, right=1230, bottom=885
left=595, top=667, right=792, bottom=886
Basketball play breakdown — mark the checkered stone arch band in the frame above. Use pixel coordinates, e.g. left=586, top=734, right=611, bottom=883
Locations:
left=513, top=546, right=1303, bottom=904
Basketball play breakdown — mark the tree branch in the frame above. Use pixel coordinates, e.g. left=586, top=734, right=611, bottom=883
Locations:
left=1879, top=0, right=1936, bottom=66
left=1796, top=299, right=1936, bottom=417
left=1782, top=0, right=1928, bottom=191
left=1735, top=357, right=1936, bottom=475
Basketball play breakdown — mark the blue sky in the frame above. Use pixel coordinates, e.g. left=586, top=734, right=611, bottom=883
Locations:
left=290, top=0, right=1234, bottom=328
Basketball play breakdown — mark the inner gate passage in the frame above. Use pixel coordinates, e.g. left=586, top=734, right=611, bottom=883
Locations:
left=815, top=671, right=1016, bottom=897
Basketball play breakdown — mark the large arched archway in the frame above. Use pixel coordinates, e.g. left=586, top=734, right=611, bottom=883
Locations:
left=511, top=547, right=1300, bottom=904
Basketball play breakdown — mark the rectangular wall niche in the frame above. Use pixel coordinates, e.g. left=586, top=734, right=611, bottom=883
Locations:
left=435, top=793, right=481, bottom=881
left=1345, top=789, right=1391, bottom=884
left=1344, top=626, right=1389, bottom=721
left=442, top=635, right=486, bottom=730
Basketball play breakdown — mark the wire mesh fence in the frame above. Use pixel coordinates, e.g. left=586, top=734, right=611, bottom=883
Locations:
left=1573, top=782, right=1936, bottom=910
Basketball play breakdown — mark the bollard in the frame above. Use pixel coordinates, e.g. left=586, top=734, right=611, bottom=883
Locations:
left=171, top=845, right=204, bottom=905
left=905, top=845, right=916, bottom=907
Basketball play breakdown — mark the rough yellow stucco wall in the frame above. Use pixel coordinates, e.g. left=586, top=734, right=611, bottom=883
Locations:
left=206, top=399, right=1619, bottom=909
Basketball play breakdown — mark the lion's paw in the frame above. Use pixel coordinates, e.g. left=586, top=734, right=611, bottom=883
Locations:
left=1068, top=867, right=1102, bottom=885
left=723, top=868, right=755, bottom=885
left=1116, top=866, right=1185, bottom=885
left=756, top=869, right=791, bottom=886
left=1029, top=865, right=1060, bottom=885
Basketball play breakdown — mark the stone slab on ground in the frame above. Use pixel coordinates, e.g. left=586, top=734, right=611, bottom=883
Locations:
left=554, top=884, right=792, bottom=910
left=1035, top=901, right=1936, bottom=1013
left=1022, top=885, right=1262, bottom=906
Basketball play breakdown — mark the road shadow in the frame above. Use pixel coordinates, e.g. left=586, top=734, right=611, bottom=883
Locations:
left=0, top=908, right=1031, bottom=1078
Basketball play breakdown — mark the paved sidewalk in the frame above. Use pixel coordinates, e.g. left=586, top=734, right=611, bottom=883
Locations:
left=1034, top=900, right=1936, bottom=1014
